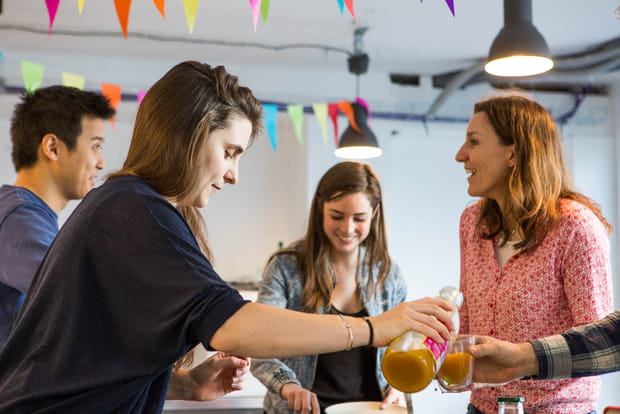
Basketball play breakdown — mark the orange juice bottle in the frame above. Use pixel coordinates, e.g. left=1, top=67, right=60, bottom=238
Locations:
left=381, top=286, right=463, bottom=393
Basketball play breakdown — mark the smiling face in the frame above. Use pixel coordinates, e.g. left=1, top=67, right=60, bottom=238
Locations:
left=322, top=192, right=374, bottom=257
left=55, top=115, right=106, bottom=201
left=184, top=115, right=252, bottom=208
left=455, top=111, right=515, bottom=202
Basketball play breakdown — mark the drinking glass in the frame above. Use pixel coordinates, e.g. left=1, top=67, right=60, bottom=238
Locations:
left=436, top=334, right=475, bottom=392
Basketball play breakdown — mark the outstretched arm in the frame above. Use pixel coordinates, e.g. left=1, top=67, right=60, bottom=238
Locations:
left=210, top=298, right=455, bottom=358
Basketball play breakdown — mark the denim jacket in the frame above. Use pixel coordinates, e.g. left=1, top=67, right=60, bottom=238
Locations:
left=251, top=246, right=407, bottom=414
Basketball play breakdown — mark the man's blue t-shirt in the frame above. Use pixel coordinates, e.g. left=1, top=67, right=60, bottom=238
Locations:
left=0, top=185, right=58, bottom=349
left=0, top=176, right=248, bottom=413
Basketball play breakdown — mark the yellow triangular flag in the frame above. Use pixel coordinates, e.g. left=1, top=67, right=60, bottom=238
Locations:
left=62, top=72, right=85, bottom=90
left=77, top=0, right=85, bottom=14
left=20, top=61, right=45, bottom=93
left=182, top=0, right=200, bottom=33
left=312, top=103, right=329, bottom=147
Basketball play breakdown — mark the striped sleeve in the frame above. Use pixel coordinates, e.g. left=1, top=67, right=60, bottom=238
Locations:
left=530, top=310, right=620, bottom=379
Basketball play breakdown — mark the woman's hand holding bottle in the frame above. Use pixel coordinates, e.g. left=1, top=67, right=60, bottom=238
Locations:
left=370, top=297, right=455, bottom=348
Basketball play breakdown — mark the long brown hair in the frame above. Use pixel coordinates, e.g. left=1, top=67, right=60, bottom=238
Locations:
left=475, top=95, right=612, bottom=252
left=109, top=61, right=262, bottom=260
left=275, top=161, right=391, bottom=313
left=109, top=61, right=262, bottom=368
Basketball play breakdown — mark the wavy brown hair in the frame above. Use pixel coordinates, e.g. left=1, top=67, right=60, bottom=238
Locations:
left=109, top=61, right=262, bottom=367
left=274, top=161, right=391, bottom=313
left=474, top=95, right=612, bottom=252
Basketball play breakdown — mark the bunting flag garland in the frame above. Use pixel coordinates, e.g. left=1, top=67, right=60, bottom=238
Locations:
left=62, top=72, right=85, bottom=90
left=248, top=0, right=261, bottom=32
left=337, top=101, right=360, bottom=133
left=153, top=0, right=165, bottom=18
left=101, top=83, right=122, bottom=127
left=262, top=104, right=278, bottom=152
left=114, top=0, right=132, bottom=38
left=287, top=104, right=304, bottom=145
left=312, top=103, right=329, bottom=147
left=21, top=61, right=46, bottom=93
left=327, top=103, right=340, bottom=145
left=34, top=1, right=456, bottom=37
left=260, top=0, right=270, bottom=23
left=182, top=0, right=200, bottom=34
left=45, top=0, right=61, bottom=34
left=336, top=0, right=345, bottom=16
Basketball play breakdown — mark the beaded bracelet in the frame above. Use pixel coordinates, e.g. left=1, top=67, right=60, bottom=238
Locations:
left=338, top=314, right=354, bottom=351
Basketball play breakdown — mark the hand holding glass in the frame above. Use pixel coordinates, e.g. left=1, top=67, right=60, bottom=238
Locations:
left=436, top=334, right=475, bottom=392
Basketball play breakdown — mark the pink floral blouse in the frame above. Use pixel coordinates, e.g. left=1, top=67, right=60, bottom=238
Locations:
left=459, top=199, right=613, bottom=414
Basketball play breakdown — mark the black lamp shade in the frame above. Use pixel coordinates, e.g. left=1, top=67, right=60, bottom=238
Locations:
left=488, top=22, right=550, bottom=62
left=335, top=103, right=382, bottom=159
left=485, top=0, right=553, bottom=77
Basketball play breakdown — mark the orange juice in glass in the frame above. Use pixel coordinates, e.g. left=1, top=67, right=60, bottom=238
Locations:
left=437, top=334, right=475, bottom=392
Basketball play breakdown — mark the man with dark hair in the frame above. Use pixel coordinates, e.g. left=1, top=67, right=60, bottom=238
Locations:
left=0, top=85, right=115, bottom=349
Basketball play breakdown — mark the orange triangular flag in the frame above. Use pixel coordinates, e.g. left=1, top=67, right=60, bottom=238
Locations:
left=153, top=0, right=165, bottom=18
left=101, top=83, right=122, bottom=128
left=182, top=0, right=200, bottom=34
left=114, top=0, right=132, bottom=38
left=337, top=101, right=360, bottom=133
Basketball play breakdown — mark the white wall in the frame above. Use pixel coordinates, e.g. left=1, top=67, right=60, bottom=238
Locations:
left=1, top=80, right=619, bottom=411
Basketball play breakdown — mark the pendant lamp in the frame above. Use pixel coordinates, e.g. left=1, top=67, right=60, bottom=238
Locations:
left=485, top=0, right=553, bottom=77
left=334, top=27, right=382, bottom=160
left=334, top=102, right=382, bottom=159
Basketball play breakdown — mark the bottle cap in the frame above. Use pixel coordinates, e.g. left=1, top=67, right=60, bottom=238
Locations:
left=497, top=397, right=524, bottom=403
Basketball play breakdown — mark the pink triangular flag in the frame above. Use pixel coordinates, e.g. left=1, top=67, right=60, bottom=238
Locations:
left=248, top=0, right=261, bottom=32
left=182, top=0, right=200, bottom=33
left=328, top=103, right=340, bottom=146
left=137, top=90, right=147, bottom=105
left=45, top=0, right=61, bottom=34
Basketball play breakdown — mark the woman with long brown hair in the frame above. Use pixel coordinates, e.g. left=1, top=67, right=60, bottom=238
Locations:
left=252, top=161, right=407, bottom=413
left=0, top=62, right=454, bottom=413
left=455, top=95, right=613, bottom=414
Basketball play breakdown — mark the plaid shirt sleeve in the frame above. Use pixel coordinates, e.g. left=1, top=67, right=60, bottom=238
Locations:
left=529, top=310, right=620, bottom=379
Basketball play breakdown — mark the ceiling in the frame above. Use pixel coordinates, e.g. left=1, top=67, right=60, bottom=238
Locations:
left=0, top=0, right=619, bottom=115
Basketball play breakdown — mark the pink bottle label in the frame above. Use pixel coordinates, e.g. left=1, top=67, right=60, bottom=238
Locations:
left=423, top=337, right=448, bottom=360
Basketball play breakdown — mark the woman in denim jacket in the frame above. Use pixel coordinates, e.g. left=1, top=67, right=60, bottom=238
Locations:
left=252, top=161, right=407, bottom=414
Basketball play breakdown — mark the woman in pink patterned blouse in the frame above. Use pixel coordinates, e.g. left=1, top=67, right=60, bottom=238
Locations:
left=454, top=95, right=613, bottom=414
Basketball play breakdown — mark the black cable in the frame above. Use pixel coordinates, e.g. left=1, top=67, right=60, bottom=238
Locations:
left=0, top=24, right=352, bottom=56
